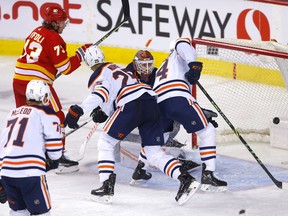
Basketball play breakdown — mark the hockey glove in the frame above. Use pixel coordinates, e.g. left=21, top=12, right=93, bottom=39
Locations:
left=185, top=61, right=203, bottom=84
left=90, top=106, right=108, bottom=123
left=0, top=180, right=7, bottom=204
left=64, top=105, right=84, bottom=129
left=76, top=43, right=93, bottom=62
left=45, top=152, right=59, bottom=172
left=202, top=108, right=218, bottom=128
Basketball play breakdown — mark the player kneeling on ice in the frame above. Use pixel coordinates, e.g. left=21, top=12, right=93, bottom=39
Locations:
left=0, top=80, right=63, bottom=215
left=64, top=45, right=200, bottom=205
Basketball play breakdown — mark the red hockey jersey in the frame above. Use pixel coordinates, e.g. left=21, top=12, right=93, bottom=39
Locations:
left=14, top=26, right=80, bottom=85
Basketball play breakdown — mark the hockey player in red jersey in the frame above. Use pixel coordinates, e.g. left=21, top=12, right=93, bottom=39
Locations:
left=0, top=80, right=63, bottom=215
left=152, top=38, right=227, bottom=192
left=12, top=5, right=91, bottom=173
left=64, top=45, right=200, bottom=205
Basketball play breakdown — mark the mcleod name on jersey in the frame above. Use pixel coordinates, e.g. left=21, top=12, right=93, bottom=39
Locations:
left=0, top=106, right=63, bottom=178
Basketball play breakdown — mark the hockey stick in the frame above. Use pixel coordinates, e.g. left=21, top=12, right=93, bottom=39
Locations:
left=196, top=80, right=288, bottom=189
left=64, top=118, right=93, bottom=138
left=56, top=0, right=130, bottom=79
left=94, top=0, right=130, bottom=46
left=144, top=38, right=153, bottom=49
left=75, top=123, right=99, bottom=161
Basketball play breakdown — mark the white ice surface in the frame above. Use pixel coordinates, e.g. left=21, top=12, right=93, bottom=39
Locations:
left=0, top=56, right=288, bottom=216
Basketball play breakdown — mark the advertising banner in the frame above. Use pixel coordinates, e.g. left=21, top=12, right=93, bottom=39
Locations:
left=0, top=0, right=287, bottom=51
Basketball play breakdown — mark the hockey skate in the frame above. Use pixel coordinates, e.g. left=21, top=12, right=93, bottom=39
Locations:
left=91, top=173, right=116, bottom=204
left=130, top=160, right=152, bottom=185
left=178, top=158, right=200, bottom=172
left=200, top=163, right=227, bottom=192
left=165, top=139, right=186, bottom=148
left=55, top=152, right=79, bottom=174
left=175, top=170, right=200, bottom=206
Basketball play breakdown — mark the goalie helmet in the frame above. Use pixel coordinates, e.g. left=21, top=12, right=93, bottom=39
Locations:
left=26, top=80, right=51, bottom=106
left=133, top=50, right=154, bottom=75
left=85, top=45, right=105, bottom=68
left=44, top=5, right=68, bottom=24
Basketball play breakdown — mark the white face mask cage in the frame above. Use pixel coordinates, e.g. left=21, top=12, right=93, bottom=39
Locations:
left=135, top=59, right=154, bottom=75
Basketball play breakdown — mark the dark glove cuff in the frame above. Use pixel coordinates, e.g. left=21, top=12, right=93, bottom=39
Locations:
left=69, top=105, right=84, bottom=118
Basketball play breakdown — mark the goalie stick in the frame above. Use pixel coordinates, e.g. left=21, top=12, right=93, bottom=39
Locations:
left=56, top=0, right=130, bottom=79
left=75, top=122, right=99, bottom=161
left=196, top=80, right=288, bottom=189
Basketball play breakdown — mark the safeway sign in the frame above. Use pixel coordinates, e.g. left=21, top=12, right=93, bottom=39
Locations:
left=0, top=0, right=286, bottom=51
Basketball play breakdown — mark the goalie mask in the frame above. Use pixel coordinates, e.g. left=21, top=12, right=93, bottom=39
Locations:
left=133, top=50, right=154, bottom=75
left=85, top=45, right=105, bottom=68
left=26, top=80, right=51, bottom=106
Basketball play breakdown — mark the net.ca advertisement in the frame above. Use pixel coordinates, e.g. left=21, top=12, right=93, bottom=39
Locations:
left=0, top=0, right=287, bottom=51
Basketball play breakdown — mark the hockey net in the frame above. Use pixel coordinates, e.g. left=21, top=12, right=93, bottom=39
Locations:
left=192, top=38, right=288, bottom=144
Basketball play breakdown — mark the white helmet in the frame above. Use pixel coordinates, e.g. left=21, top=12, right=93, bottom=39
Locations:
left=25, top=80, right=51, bottom=106
left=169, top=39, right=176, bottom=52
left=84, top=45, right=105, bottom=68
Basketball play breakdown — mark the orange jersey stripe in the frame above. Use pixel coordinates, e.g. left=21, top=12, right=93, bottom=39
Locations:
left=96, top=88, right=109, bottom=102
left=41, top=176, right=51, bottom=209
left=104, top=108, right=121, bottom=132
left=116, top=83, right=148, bottom=103
left=3, top=160, right=45, bottom=166
left=155, top=83, right=189, bottom=94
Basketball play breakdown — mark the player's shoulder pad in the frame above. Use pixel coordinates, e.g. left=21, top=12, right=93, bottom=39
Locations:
left=125, top=62, right=134, bottom=72
left=88, top=63, right=109, bottom=88
left=32, top=105, right=57, bottom=116
left=175, top=38, right=191, bottom=51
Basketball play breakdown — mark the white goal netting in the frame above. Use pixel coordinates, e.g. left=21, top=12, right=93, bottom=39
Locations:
left=192, top=38, right=288, bottom=143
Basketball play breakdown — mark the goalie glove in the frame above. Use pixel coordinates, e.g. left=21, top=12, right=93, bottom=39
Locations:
left=45, top=152, right=59, bottom=172
left=0, top=180, right=7, bottom=204
left=202, top=108, right=218, bottom=128
left=185, top=61, right=203, bottom=84
left=76, top=43, right=93, bottom=62
left=90, top=106, right=108, bottom=123
left=64, top=105, right=84, bottom=129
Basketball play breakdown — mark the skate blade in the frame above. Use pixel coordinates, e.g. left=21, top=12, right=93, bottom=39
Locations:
left=177, top=181, right=200, bottom=206
left=91, top=194, right=113, bottom=204
left=200, top=184, right=227, bottom=192
left=186, top=165, right=201, bottom=173
left=55, top=165, right=79, bottom=174
left=129, top=179, right=149, bottom=186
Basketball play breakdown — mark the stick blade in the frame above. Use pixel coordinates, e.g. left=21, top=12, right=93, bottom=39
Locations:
left=281, top=182, right=288, bottom=189
left=121, top=0, right=130, bottom=18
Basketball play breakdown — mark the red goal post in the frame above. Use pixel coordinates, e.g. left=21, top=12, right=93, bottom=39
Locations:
left=191, top=38, right=288, bottom=147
